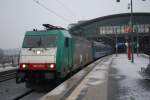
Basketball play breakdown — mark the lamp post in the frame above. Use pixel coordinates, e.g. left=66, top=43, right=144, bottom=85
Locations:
left=117, top=0, right=134, bottom=62
left=136, top=28, right=139, bottom=56
left=148, top=27, right=150, bottom=66
left=130, top=0, right=134, bottom=63
left=116, top=0, right=146, bottom=63
left=116, top=29, right=118, bottom=56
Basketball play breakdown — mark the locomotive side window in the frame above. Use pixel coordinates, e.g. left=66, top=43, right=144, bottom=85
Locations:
left=65, top=38, right=69, bottom=48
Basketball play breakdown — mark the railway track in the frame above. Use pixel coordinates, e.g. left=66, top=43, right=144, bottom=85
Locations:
left=12, top=90, right=34, bottom=100
left=0, top=69, right=17, bottom=82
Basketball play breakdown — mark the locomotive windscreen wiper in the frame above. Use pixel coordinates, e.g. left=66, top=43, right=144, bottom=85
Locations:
left=37, top=36, right=42, bottom=47
left=28, top=48, right=33, bottom=51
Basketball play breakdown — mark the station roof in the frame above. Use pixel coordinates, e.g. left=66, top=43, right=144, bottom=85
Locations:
left=69, top=12, right=150, bottom=31
left=69, top=12, right=150, bottom=45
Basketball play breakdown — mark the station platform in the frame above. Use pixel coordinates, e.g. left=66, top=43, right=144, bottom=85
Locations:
left=66, top=55, right=112, bottom=100
left=40, top=54, right=150, bottom=100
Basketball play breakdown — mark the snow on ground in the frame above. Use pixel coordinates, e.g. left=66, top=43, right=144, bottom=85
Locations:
left=49, top=83, right=66, bottom=95
left=0, top=66, right=18, bottom=72
left=87, top=57, right=112, bottom=86
left=111, top=54, right=150, bottom=100
left=66, top=55, right=112, bottom=100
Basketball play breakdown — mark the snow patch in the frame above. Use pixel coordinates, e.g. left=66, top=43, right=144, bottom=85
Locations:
left=86, top=57, right=113, bottom=86
left=0, top=66, right=18, bottom=72
left=111, top=54, right=150, bottom=100
left=49, top=83, right=66, bottom=95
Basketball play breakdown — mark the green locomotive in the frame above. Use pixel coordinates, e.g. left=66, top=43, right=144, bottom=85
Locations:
left=16, top=24, right=93, bottom=87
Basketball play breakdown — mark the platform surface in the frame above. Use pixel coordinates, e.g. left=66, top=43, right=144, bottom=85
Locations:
left=108, top=54, right=150, bottom=100
left=66, top=55, right=112, bottom=100
left=41, top=54, right=150, bottom=100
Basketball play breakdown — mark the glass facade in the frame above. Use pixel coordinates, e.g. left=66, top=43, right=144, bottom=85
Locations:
left=99, top=24, right=150, bottom=34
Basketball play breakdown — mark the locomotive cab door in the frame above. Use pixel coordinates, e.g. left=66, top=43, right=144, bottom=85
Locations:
left=68, top=38, right=73, bottom=70
left=65, top=37, right=72, bottom=72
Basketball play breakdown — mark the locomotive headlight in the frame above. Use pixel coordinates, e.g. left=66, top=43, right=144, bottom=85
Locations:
left=49, top=64, right=55, bottom=69
left=22, top=64, right=26, bottom=68
left=36, top=50, right=41, bottom=55
left=50, top=64, right=54, bottom=69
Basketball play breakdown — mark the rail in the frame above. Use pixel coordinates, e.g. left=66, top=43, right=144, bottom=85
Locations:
left=12, top=90, right=34, bottom=100
left=0, top=68, right=18, bottom=82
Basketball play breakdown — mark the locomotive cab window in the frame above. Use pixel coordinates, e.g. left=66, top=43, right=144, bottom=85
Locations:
left=65, top=38, right=69, bottom=48
left=22, top=35, right=57, bottom=48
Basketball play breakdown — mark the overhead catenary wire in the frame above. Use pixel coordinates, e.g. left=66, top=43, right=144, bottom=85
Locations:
left=33, top=0, right=72, bottom=23
left=54, top=0, right=79, bottom=21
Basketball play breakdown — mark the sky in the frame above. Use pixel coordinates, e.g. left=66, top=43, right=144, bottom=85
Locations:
left=0, top=0, right=150, bottom=49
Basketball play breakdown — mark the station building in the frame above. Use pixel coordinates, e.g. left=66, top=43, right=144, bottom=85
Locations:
left=69, top=13, right=150, bottom=54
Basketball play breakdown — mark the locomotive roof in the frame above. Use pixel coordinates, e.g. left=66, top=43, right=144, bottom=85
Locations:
left=25, top=29, right=72, bottom=38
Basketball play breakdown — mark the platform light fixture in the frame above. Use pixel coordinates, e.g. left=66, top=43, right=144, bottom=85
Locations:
left=117, top=0, right=120, bottom=2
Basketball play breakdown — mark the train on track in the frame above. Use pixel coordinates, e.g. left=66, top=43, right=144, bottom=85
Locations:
left=16, top=24, right=113, bottom=88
